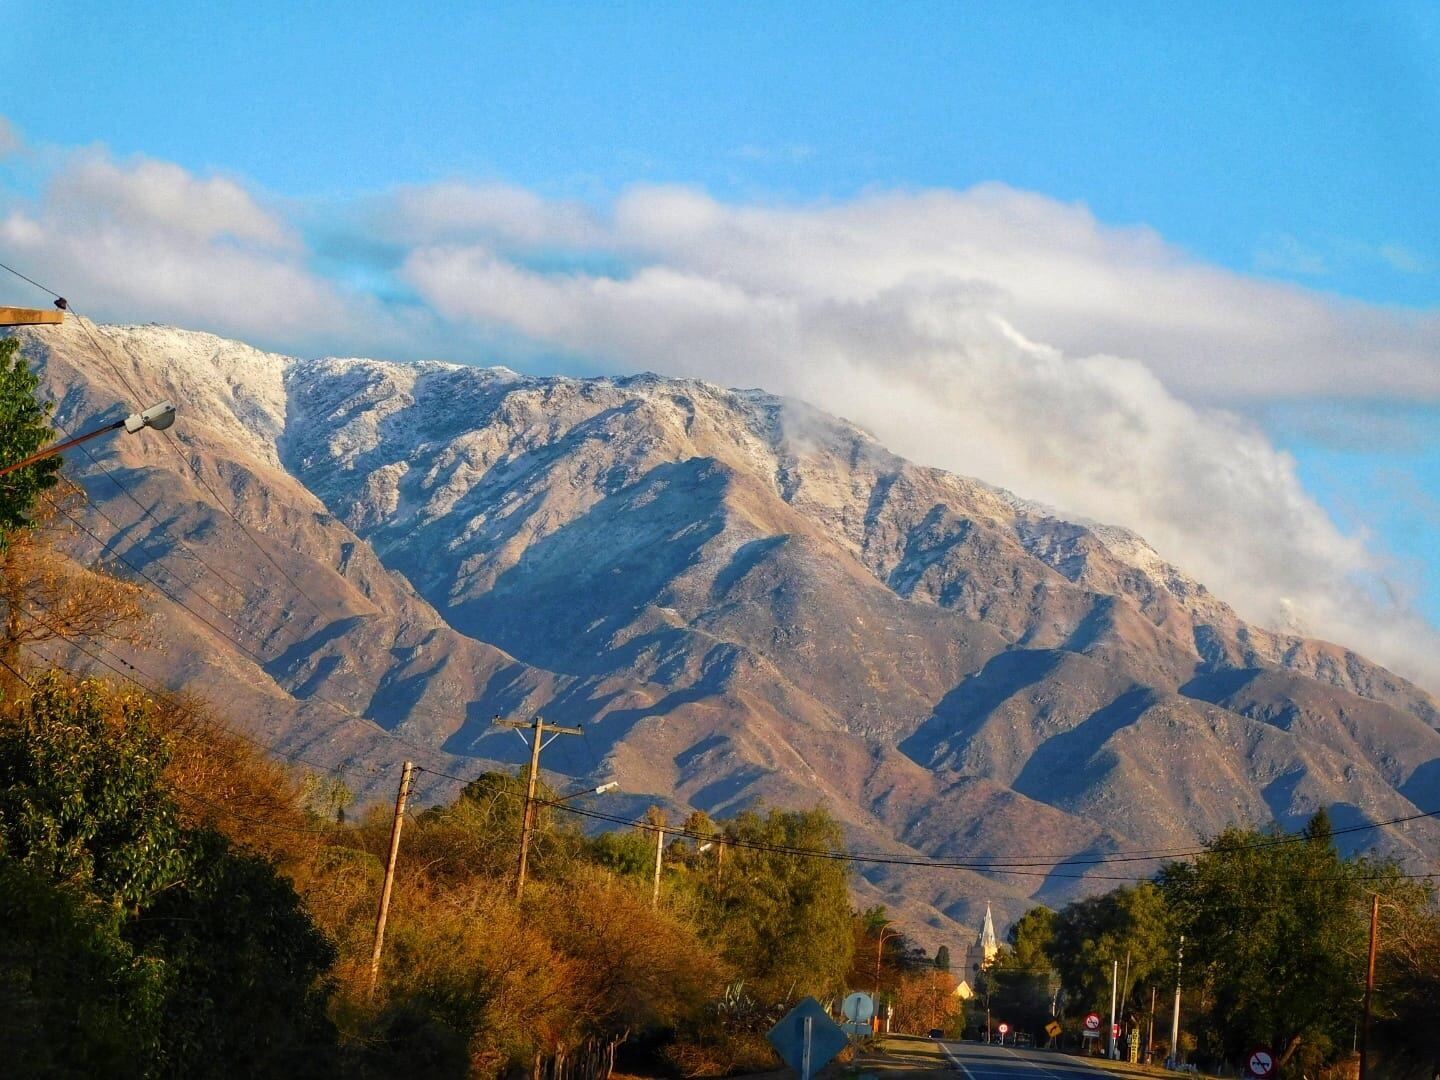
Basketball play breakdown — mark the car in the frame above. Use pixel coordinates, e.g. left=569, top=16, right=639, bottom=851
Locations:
left=1014, top=1033, right=1033, bottom=1048
left=929, top=1028, right=946, bottom=1039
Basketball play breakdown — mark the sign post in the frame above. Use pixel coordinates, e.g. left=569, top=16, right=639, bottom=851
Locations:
left=769, top=998, right=848, bottom=1080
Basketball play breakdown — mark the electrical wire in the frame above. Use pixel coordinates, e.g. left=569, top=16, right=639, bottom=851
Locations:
left=68, top=312, right=328, bottom=619
left=410, top=764, right=1440, bottom=883
left=5, top=258, right=1435, bottom=893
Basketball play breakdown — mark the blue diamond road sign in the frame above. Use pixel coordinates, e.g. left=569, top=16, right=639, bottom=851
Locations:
left=768, top=998, right=848, bottom=1080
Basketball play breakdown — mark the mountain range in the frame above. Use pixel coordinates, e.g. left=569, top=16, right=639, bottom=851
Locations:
left=11, top=319, right=1440, bottom=947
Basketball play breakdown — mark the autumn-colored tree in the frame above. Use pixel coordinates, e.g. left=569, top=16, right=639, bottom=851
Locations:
left=0, top=482, right=148, bottom=669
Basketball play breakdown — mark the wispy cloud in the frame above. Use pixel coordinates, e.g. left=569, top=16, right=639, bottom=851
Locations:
left=401, top=182, right=1440, bottom=687
left=1254, top=233, right=1329, bottom=277
left=0, top=116, right=21, bottom=158
left=0, top=146, right=403, bottom=351
left=3, top=128, right=1436, bottom=687
left=734, top=143, right=815, bottom=164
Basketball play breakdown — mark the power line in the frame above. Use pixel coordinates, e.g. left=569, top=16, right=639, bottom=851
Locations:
left=0, top=259, right=63, bottom=300
left=69, top=312, right=328, bottom=619
left=45, top=427, right=254, bottom=611
left=43, top=486, right=271, bottom=651
left=411, top=764, right=1439, bottom=885
left=43, top=491, right=277, bottom=666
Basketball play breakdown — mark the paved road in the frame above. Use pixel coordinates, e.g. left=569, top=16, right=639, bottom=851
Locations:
left=938, top=1040, right=1115, bottom=1080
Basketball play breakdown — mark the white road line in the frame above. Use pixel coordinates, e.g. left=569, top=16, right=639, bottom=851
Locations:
left=998, top=1046, right=1088, bottom=1080
left=938, top=1041, right=979, bottom=1080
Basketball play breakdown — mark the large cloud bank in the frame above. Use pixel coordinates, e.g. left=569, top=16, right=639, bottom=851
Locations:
left=3, top=143, right=1438, bottom=687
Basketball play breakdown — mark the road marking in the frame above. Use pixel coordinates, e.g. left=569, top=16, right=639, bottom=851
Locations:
left=938, top=1040, right=979, bottom=1080
left=997, top=1046, right=1114, bottom=1080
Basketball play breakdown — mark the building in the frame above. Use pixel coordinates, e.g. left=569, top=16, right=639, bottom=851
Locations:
left=961, top=901, right=1000, bottom=978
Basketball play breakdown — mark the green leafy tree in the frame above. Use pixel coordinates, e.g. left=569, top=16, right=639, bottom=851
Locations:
left=936, top=944, right=951, bottom=972
left=1158, top=811, right=1363, bottom=1073
left=0, top=337, right=61, bottom=546
left=1007, top=906, right=1056, bottom=974
left=694, top=807, right=853, bottom=1002
left=0, top=855, right=164, bottom=1076
left=0, top=673, right=338, bottom=1076
left=1052, top=881, right=1174, bottom=1024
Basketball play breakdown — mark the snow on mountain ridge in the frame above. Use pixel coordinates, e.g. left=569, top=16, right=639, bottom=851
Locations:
left=76, top=324, right=1316, bottom=643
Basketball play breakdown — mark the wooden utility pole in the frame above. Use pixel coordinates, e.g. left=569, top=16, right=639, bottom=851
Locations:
left=368, top=760, right=413, bottom=995
left=651, top=825, right=665, bottom=909
left=1360, top=893, right=1380, bottom=1080
left=498, top=715, right=582, bottom=901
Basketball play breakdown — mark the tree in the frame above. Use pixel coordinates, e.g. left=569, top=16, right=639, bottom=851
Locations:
left=0, top=673, right=338, bottom=1075
left=1370, top=882, right=1440, bottom=1080
left=1051, top=882, right=1173, bottom=1024
left=1158, top=811, right=1363, bottom=1074
left=1, top=482, right=148, bottom=669
left=936, top=944, right=952, bottom=972
left=693, top=807, right=853, bottom=1002
left=0, top=337, right=61, bottom=545
left=1007, top=906, right=1056, bottom=974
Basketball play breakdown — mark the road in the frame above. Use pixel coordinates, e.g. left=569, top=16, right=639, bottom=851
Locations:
left=937, top=1040, right=1117, bottom=1080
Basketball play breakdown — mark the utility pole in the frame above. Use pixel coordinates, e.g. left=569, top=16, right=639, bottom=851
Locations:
left=1147, top=984, right=1157, bottom=1062
left=1109, top=959, right=1119, bottom=1059
left=1360, top=893, right=1379, bottom=1080
left=651, top=824, right=665, bottom=909
left=368, top=760, right=414, bottom=995
left=499, top=715, right=583, bottom=901
left=1169, top=935, right=1185, bottom=1067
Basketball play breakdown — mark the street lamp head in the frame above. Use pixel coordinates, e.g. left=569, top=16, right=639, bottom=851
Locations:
left=124, top=400, right=176, bottom=434
left=594, top=781, right=619, bottom=795
left=698, top=841, right=713, bottom=852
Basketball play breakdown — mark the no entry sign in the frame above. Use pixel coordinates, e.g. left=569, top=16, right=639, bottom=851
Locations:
left=1248, top=1048, right=1276, bottom=1079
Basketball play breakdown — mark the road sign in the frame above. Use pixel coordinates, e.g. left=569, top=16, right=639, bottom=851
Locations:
left=998, top=1023, right=1010, bottom=1036
left=768, top=998, right=848, bottom=1080
left=841, top=992, right=875, bottom=1023
left=1248, top=1047, right=1276, bottom=1079
left=1045, top=1020, right=1062, bottom=1038
left=1084, top=1013, right=1102, bottom=1032
left=1112, top=1024, right=1121, bottom=1038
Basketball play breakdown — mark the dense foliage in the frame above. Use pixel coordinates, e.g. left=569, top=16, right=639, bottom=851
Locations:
left=969, top=813, right=1440, bottom=1080
left=0, top=336, right=61, bottom=545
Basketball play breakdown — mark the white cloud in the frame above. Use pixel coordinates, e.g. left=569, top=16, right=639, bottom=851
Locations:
left=4, top=140, right=1436, bottom=686
left=387, top=181, right=600, bottom=248
left=0, top=149, right=398, bottom=350
left=401, top=183, right=1440, bottom=688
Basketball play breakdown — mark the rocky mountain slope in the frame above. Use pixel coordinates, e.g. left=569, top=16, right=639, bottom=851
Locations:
left=10, top=319, right=1440, bottom=947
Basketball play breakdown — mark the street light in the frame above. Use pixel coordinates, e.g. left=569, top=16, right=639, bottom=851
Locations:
left=552, top=780, right=619, bottom=804
left=874, top=922, right=903, bottom=1031
left=0, top=401, right=177, bottom=479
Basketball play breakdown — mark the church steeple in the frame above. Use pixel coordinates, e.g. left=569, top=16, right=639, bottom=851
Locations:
left=980, top=901, right=998, bottom=963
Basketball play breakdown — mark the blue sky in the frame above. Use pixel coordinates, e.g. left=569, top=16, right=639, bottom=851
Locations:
left=1, top=2, right=1437, bottom=676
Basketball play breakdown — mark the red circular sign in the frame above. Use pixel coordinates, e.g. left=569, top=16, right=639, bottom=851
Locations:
left=998, top=1023, right=1010, bottom=1035
left=1084, top=1013, right=1101, bottom=1031
left=1248, top=1048, right=1276, bottom=1079
left=1112, top=1024, right=1121, bottom=1038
